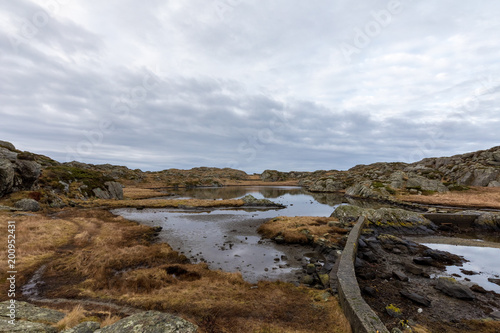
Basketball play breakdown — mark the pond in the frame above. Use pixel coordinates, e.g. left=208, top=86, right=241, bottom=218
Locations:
left=423, top=242, right=500, bottom=293
left=113, top=186, right=353, bottom=283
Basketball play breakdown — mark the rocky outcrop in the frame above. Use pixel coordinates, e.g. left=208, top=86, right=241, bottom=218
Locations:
left=302, top=146, right=500, bottom=194
left=0, top=300, right=63, bottom=332
left=0, top=142, right=42, bottom=197
left=95, top=311, right=198, bottom=333
left=331, top=205, right=435, bottom=234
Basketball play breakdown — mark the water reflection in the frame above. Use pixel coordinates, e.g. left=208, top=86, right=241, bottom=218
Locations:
left=168, top=186, right=307, bottom=200
left=423, top=243, right=500, bottom=293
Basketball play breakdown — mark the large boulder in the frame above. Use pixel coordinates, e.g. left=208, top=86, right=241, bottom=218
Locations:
left=14, top=199, right=41, bottom=212
left=13, top=160, right=41, bottom=191
left=0, top=159, right=15, bottom=196
left=0, top=141, right=15, bottom=151
left=92, top=182, right=123, bottom=200
left=95, top=311, right=198, bottom=333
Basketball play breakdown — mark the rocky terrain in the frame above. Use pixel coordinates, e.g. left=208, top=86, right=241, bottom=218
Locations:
left=262, top=146, right=500, bottom=202
left=330, top=204, right=500, bottom=332
left=3, top=139, right=500, bottom=210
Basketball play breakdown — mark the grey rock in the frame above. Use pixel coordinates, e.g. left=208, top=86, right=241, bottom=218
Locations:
left=61, top=321, right=100, bottom=333
left=435, top=277, right=475, bottom=300
left=470, top=284, right=488, bottom=294
left=423, top=248, right=463, bottom=265
left=413, top=257, right=433, bottom=266
left=388, top=171, right=407, bottom=189
left=0, top=301, right=65, bottom=323
left=241, top=195, right=284, bottom=208
left=0, top=318, right=57, bottom=332
left=399, top=290, right=431, bottom=307
left=404, top=263, right=424, bottom=276
left=105, top=181, right=123, bottom=200
left=345, top=182, right=388, bottom=200
left=488, top=180, right=500, bottom=187
left=471, top=168, right=499, bottom=186
left=392, top=271, right=409, bottom=282
left=493, top=151, right=500, bottom=162
left=488, top=278, right=500, bottom=286
left=0, top=141, right=16, bottom=151
left=406, top=175, right=449, bottom=193
left=475, top=212, right=500, bottom=230
left=490, top=310, right=500, bottom=320
left=0, top=148, right=18, bottom=161
left=95, top=311, right=198, bottom=333
left=13, top=160, right=41, bottom=191
left=93, top=187, right=110, bottom=199
left=0, top=159, right=15, bottom=196
left=14, top=199, right=41, bottom=212
left=362, top=286, right=377, bottom=297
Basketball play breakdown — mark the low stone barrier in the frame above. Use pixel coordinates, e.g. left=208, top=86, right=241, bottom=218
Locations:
left=334, top=216, right=389, bottom=333
left=423, top=213, right=478, bottom=228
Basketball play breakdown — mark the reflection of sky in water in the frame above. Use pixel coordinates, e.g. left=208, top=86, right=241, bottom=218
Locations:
left=423, top=243, right=500, bottom=292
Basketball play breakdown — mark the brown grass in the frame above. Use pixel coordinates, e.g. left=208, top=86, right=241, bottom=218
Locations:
left=398, top=186, right=500, bottom=209
left=258, top=216, right=348, bottom=246
left=123, top=187, right=170, bottom=200
left=0, top=208, right=351, bottom=333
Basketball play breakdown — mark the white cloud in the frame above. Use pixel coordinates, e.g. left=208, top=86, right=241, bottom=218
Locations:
left=1, top=0, right=500, bottom=173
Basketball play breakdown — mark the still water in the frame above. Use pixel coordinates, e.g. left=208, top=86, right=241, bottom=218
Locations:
left=423, top=243, right=500, bottom=293
left=114, top=186, right=349, bottom=283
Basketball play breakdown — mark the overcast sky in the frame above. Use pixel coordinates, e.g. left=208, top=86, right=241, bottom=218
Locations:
left=1, top=0, right=499, bottom=173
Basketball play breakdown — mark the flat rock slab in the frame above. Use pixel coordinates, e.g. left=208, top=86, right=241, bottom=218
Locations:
left=400, top=290, right=431, bottom=307
left=0, top=318, right=56, bottom=333
left=0, top=301, right=65, bottom=323
left=435, top=277, right=475, bottom=300
left=95, top=311, right=198, bottom=333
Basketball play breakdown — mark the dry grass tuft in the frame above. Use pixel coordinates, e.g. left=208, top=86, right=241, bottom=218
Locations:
left=258, top=216, right=348, bottom=246
left=55, top=305, right=86, bottom=330
left=101, top=314, right=122, bottom=328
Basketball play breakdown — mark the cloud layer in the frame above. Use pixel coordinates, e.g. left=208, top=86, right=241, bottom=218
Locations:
left=2, top=0, right=500, bottom=172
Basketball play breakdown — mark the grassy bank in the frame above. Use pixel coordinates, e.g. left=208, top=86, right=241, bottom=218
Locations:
left=0, top=208, right=351, bottom=332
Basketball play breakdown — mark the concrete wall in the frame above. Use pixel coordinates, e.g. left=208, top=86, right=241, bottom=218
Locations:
left=334, top=216, right=389, bottom=333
